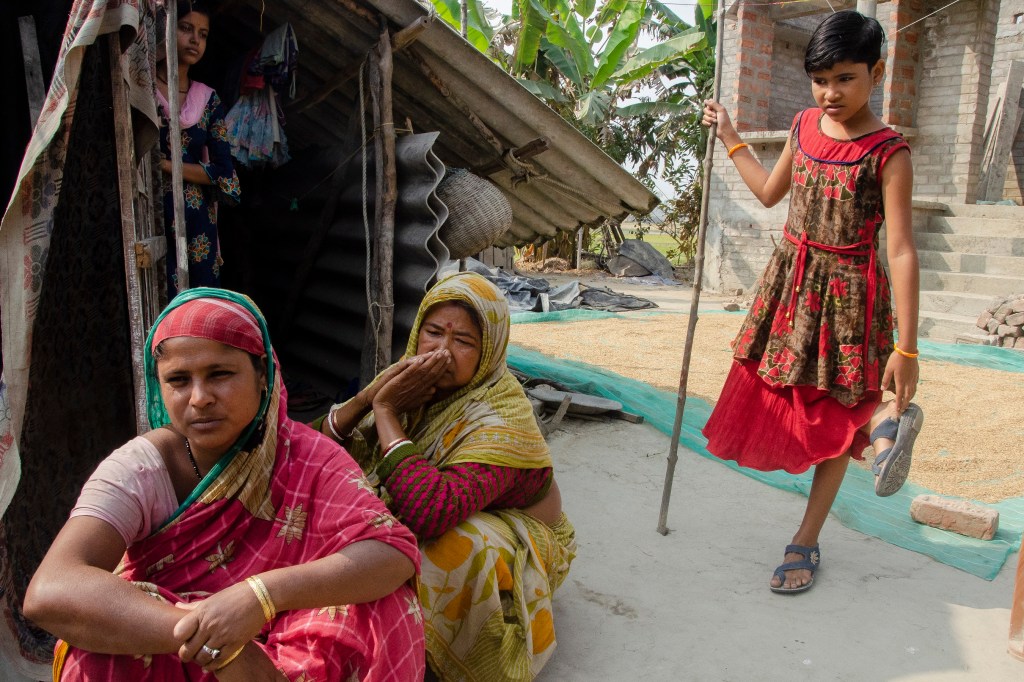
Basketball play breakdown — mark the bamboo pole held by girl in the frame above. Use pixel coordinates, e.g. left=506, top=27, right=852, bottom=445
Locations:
left=657, top=5, right=726, bottom=535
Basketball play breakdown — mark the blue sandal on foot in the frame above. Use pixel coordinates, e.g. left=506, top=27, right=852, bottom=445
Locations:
left=871, top=402, right=924, bottom=497
left=769, top=544, right=820, bottom=594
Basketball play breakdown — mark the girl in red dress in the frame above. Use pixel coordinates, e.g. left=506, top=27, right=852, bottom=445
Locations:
left=701, top=10, right=924, bottom=594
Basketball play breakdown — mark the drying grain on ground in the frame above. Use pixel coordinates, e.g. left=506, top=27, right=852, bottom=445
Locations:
left=511, top=312, right=1024, bottom=503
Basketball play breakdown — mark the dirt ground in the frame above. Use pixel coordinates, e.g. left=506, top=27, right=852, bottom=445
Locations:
left=510, top=272, right=1024, bottom=503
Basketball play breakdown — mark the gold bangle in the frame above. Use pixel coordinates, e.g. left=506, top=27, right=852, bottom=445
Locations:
left=727, top=142, right=749, bottom=158
left=893, top=344, right=919, bottom=359
left=209, top=644, right=246, bottom=671
left=245, top=576, right=276, bottom=622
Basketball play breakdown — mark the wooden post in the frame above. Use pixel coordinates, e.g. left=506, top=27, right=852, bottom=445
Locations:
left=108, top=36, right=150, bottom=432
left=366, top=19, right=397, bottom=378
left=657, top=5, right=726, bottom=535
left=575, top=226, right=584, bottom=269
left=164, top=2, right=189, bottom=292
left=1010, top=533, right=1024, bottom=660
left=978, top=60, right=1024, bottom=202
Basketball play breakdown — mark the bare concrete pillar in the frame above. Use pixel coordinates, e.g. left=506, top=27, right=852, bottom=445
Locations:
left=857, top=0, right=878, bottom=16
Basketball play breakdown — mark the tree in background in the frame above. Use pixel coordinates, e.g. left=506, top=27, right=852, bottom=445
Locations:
left=430, top=0, right=717, bottom=267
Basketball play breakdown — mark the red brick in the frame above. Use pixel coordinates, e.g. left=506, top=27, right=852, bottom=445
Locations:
left=910, top=495, right=999, bottom=540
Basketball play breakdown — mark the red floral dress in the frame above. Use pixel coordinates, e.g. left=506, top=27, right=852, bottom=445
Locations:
left=704, top=109, right=909, bottom=474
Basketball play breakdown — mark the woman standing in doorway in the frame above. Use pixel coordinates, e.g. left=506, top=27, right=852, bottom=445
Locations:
left=157, top=0, right=240, bottom=298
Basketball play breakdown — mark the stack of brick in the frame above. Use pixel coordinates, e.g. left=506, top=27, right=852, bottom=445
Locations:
left=974, top=295, right=1024, bottom=349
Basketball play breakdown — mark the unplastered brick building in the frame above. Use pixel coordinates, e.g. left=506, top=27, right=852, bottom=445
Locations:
left=705, top=1, right=1024, bottom=341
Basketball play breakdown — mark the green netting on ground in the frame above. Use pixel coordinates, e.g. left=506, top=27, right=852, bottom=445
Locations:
left=917, top=339, right=1024, bottom=373
left=510, top=310, right=621, bottom=325
left=508, top=344, right=1023, bottom=580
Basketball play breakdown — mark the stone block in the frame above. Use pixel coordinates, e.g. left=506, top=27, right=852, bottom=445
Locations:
left=1003, top=336, right=1016, bottom=348
left=723, top=303, right=741, bottom=312
left=998, top=325, right=1023, bottom=338
left=994, top=304, right=1011, bottom=323
left=1011, top=298, right=1024, bottom=314
left=1016, top=337, right=1024, bottom=349
left=954, top=332, right=998, bottom=345
left=1006, top=312, right=1024, bottom=327
left=977, top=309, right=993, bottom=329
left=910, top=494, right=999, bottom=540
left=986, top=318, right=1000, bottom=333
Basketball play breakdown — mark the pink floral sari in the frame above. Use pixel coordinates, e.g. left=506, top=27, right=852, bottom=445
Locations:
left=56, top=290, right=424, bottom=681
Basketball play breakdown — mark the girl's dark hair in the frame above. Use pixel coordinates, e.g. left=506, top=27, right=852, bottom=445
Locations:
left=804, top=10, right=885, bottom=74
left=177, top=0, right=211, bottom=19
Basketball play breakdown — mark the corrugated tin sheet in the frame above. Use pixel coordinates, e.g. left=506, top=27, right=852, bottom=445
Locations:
left=225, top=0, right=659, bottom=245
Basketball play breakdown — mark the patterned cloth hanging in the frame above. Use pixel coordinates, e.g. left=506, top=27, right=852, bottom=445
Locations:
left=225, top=23, right=298, bottom=169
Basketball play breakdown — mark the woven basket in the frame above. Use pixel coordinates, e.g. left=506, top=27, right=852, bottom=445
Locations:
left=436, top=168, right=513, bottom=258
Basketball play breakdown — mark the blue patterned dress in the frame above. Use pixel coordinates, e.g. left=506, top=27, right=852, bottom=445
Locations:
left=159, top=86, right=241, bottom=299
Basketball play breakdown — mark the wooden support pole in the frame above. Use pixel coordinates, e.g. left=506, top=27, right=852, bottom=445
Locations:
left=657, top=6, right=726, bottom=535
left=367, top=18, right=397, bottom=378
left=476, top=137, right=549, bottom=175
left=164, top=2, right=189, bottom=292
left=978, top=60, right=1024, bottom=202
left=575, top=224, right=584, bottom=269
left=108, top=36, right=149, bottom=432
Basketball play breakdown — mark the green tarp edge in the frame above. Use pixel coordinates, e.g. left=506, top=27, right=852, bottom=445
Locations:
left=507, top=344, right=1023, bottom=580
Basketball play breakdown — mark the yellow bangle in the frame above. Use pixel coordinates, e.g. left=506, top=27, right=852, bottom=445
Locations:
left=727, top=142, right=749, bottom=158
left=209, top=644, right=246, bottom=671
left=245, top=576, right=276, bottom=622
left=893, top=344, right=919, bottom=359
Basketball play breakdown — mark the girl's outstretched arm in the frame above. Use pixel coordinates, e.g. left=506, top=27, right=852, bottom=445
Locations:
left=879, top=148, right=920, bottom=413
left=702, top=100, right=792, bottom=207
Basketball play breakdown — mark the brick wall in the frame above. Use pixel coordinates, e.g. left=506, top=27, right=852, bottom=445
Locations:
left=992, top=0, right=1024, bottom=202
left=705, top=1, right=1007, bottom=293
left=882, top=0, right=923, bottom=127
left=913, top=0, right=999, bottom=201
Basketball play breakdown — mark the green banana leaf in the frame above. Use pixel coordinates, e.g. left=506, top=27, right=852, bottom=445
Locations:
left=516, top=77, right=570, bottom=103
left=610, top=28, right=704, bottom=83
left=591, top=0, right=646, bottom=90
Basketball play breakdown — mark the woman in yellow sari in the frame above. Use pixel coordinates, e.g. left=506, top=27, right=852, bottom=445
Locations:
left=320, top=272, right=575, bottom=681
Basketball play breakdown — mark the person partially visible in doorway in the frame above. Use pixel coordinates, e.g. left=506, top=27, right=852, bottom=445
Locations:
left=700, top=10, right=924, bottom=594
left=319, top=272, right=576, bottom=681
left=157, top=0, right=240, bottom=299
left=25, top=289, right=424, bottom=680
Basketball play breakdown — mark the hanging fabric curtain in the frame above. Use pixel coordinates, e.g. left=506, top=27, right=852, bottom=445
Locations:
left=0, top=2, right=160, bottom=678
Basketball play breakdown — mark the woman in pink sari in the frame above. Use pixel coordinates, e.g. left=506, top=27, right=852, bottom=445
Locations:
left=25, top=289, right=424, bottom=681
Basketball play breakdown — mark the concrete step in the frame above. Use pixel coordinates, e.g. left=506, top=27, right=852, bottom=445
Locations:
left=918, top=290, right=997, bottom=318
left=922, top=216, right=1024, bottom=237
left=916, top=249, right=1024, bottom=277
left=919, top=270, right=1024, bottom=296
left=914, top=231, right=1024, bottom=256
left=941, top=203, right=1024, bottom=219
left=918, top=311, right=980, bottom=341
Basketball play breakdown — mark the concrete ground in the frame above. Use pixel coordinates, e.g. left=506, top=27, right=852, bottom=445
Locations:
left=525, top=271, right=1020, bottom=680
left=537, top=417, right=1021, bottom=681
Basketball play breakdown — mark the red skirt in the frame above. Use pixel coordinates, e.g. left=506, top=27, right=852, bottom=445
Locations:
left=703, top=360, right=880, bottom=474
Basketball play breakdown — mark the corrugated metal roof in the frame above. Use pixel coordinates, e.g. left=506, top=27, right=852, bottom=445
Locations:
left=225, top=0, right=659, bottom=245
